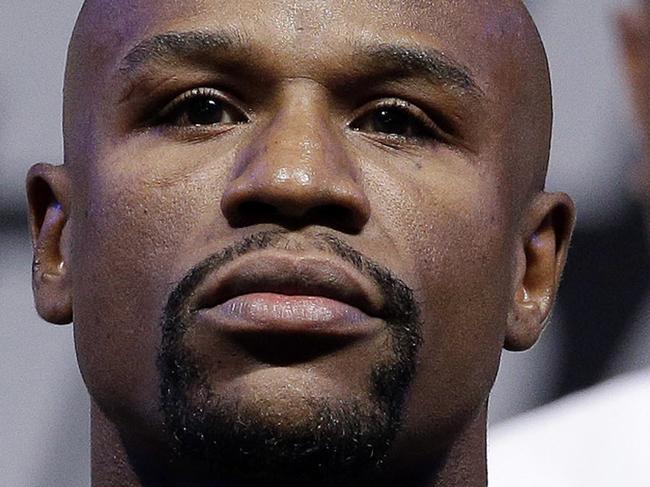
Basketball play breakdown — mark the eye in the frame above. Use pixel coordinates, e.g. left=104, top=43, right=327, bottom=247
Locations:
left=156, top=87, right=248, bottom=127
left=350, top=99, right=438, bottom=140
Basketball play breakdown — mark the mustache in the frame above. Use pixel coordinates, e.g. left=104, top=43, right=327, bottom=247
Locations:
left=163, top=230, right=420, bottom=330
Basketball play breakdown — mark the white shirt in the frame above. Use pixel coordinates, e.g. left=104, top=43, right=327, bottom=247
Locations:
left=488, top=368, right=650, bottom=486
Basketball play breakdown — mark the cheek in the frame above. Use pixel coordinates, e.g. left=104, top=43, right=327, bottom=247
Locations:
left=410, top=198, right=513, bottom=417
left=364, top=161, right=516, bottom=443
left=69, top=143, right=230, bottom=426
left=415, top=184, right=515, bottom=362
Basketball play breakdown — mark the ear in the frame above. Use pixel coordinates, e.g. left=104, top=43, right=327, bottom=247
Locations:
left=26, top=163, right=73, bottom=325
left=505, top=192, right=576, bottom=351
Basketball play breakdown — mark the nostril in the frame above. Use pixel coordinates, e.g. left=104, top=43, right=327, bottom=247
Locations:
left=226, top=199, right=365, bottom=233
left=229, top=201, right=280, bottom=227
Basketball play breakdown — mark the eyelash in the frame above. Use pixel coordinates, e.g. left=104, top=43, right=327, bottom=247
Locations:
left=349, top=98, right=444, bottom=143
left=150, top=88, right=446, bottom=145
left=154, top=87, right=248, bottom=127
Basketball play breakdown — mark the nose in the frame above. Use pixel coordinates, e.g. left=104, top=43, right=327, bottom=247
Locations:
left=220, top=90, right=371, bottom=233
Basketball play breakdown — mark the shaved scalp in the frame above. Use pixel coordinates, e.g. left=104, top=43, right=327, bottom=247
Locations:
left=497, top=1, right=553, bottom=194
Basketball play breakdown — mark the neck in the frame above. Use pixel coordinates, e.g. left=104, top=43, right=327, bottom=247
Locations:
left=90, top=402, right=146, bottom=487
left=90, top=401, right=488, bottom=487
left=432, top=409, right=488, bottom=487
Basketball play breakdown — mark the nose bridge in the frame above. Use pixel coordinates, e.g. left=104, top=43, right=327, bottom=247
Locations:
left=254, top=84, right=350, bottom=186
left=221, top=81, right=371, bottom=231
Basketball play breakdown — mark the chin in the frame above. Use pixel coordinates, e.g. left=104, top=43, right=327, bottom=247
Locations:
left=157, top=343, right=417, bottom=486
left=161, top=374, right=394, bottom=486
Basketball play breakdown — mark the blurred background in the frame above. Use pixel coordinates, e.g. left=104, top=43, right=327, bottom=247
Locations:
left=2, top=0, right=649, bottom=485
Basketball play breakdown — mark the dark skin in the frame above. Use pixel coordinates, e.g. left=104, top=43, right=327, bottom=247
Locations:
left=27, top=1, right=575, bottom=486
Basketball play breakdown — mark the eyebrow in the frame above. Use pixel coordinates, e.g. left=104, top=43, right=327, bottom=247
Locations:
left=357, top=43, right=484, bottom=98
left=119, top=30, right=247, bottom=73
left=118, top=30, right=484, bottom=98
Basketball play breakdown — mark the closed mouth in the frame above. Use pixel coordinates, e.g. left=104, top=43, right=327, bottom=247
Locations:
left=194, top=251, right=384, bottom=319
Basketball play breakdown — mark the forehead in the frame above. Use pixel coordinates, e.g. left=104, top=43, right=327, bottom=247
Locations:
left=84, top=0, right=523, bottom=91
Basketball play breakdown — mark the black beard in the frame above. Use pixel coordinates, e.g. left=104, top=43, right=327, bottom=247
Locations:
left=157, top=231, right=422, bottom=486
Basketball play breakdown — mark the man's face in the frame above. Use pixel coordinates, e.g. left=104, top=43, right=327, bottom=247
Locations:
left=32, top=0, right=567, bottom=484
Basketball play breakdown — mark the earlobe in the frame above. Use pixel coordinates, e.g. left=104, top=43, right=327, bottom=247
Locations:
left=26, top=163, right=73, bottom=325
left=505, top=193, right=576, bottom=351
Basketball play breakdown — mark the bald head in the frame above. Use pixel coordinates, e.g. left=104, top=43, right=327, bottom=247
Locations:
left=29, top=2, right=573, bottom=486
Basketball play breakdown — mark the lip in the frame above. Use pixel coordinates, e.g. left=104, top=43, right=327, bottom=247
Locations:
left=192, top=251, right=385, bottom=335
